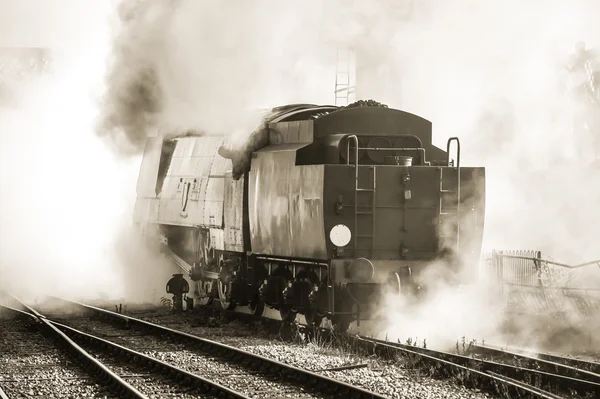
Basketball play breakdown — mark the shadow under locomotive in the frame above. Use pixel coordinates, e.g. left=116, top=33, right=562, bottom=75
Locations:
left=134, top=101, right=486, bottom=332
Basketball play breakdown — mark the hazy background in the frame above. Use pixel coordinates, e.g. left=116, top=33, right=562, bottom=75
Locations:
left=0, top=0, right=599, bottom=347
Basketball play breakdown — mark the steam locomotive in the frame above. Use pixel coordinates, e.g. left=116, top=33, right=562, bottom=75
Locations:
left=134, top=101, right=486, bottom=331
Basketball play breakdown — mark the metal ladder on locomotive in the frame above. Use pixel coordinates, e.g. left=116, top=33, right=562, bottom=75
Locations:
left=440, top=137, right=461, bottom=256
left=345, top=135, right=462, bottom=259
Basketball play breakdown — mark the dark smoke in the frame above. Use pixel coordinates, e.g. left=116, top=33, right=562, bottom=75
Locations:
left=92, top=0, right=418, bottom=156
left=98, top=65, right=162, bottom=154
left=96, top=0, right=165, bottom=155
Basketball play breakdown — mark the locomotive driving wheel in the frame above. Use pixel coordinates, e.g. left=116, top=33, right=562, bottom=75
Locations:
left=278, top=273, right=297, bottom=323
left=218, top=279, right=236, bottom=310
left=279, top=307, right=297, bottom=323
left=332, top=315, right=351, bottom=333
left=217, top=254, right=236, bottom=311
left=304, top=309, right=324, bottom=327
left=332, top=300, right=353, bottom=333
left=248, top=295, right=265, bottom=317
left=196, top=281, right=214, bottom=307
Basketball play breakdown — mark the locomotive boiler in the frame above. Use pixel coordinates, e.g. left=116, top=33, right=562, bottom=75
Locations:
left=133, top=101, right=486, bottom=331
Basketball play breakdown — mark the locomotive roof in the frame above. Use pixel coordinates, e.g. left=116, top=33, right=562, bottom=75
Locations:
left=166, top=101, right=431, bottom=140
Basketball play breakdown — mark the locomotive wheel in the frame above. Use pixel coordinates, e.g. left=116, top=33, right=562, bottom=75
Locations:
left=218, top=280, right=236, bottom=311
left=248, top=298, right=265, bottom=317
left=196, top=281, right=214, bottom=307
left=279, top=306, right=297, bottom=323
left=216, top=253, right=236, bottom=311
left=332, top=315, right=351, bottom=333
left=304, top=309, right=323, bottom=327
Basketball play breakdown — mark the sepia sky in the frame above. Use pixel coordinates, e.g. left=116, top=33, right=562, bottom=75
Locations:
left=0, top=0, right=116, bottom=48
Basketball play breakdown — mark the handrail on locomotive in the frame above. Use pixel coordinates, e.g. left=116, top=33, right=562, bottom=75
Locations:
left=344, top=133, right=464, bottom=265
left=446, top=137, right=461, bottom=255
left=344, top=134, right=462, bottom=168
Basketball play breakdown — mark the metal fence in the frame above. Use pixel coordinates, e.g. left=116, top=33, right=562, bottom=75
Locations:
left=482, top=250, right=600, bottom=315
left=487, top=249, right=543, bottom=287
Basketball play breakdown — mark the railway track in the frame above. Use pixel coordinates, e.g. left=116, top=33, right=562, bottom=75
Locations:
left=0, top=302, right=135, bottom=398
left=467, top=343, right=600, bottom=374
left=197, top=307, right=600, bottom=399
left=7, top=295, right=598, bottom=399
left=347, top=335, right=600, bottom=399
left=4, top=296, right=387, bottom=399
left=2, top=302, right=241, bottom=399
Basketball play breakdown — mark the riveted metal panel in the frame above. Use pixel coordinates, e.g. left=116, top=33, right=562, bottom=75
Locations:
left=134, top=136, right=165, bottom=225
left=268, top=120, right=314, bottom=144
left=322, top=164, right=485, bottom=262
left=249, top=150, right=326, bottom=258
left=224, top=173, right=244, bottom=252
left=134, top=196, right=161, bottom=225
left=172, top=138, right=195, bottom=159
left=256, top=143, right=309, bottom=153
left=193, top=136, right=224, bottom=157
left=209, top=228, right=225, bottom=251
left=136, top=137, right=162, bottom=198
left=203, top=177, right=225, bottom=227
left=192, top=156, right=213, bottom=178
left=133, top=198, right=149, bottom=224
left=149, top=198, right=160, bottom=221
left=186, top=177, right=210, bottom=223
left=156, top=176, right=218, bottom=227
left=154, top=136, right=229, bottom=228
left=210, top=156, right=230, bottom=176
left=134, top=197, right=160, bottom=224
left=167, top=155, right=185, bottom=176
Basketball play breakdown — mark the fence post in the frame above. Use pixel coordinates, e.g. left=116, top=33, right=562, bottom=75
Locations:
left=492, top=250, right=503, bottom=296
left=535, top=251, right=543, bottom=287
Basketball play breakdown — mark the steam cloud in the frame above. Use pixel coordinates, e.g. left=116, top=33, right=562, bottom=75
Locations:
left=98, top=0, right=600, bottom=260
left=0, top=0, right=175, bottom=303
left=2, top=0, right=600, bottom=350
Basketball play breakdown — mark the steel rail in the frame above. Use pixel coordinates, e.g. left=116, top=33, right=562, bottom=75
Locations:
left=351, top=336, right=565, bottom=399
left=362, top=336, right=600, bottom=398
left=129, top=306, right=592, bottom=398
left=49, top=320, right=251, bottom=399
left=469, top=343, right=600, bottom=376
left=0, top=300, right=147, bottom=399
left=148, top=305, right=597, bottom=398
left=54, top=298, right=388, bottom=399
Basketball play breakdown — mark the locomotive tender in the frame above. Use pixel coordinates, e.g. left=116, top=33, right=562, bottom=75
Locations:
left=134, top=101, right=486, bottom=331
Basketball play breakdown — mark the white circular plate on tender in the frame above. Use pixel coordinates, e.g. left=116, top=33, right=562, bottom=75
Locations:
left=329, top=224, right=352, bottom=247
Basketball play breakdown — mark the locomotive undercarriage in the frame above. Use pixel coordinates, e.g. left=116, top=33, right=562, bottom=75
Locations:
left=150, top=224, right=448, bottom=332
left=188, top=250, right=421, bottom=332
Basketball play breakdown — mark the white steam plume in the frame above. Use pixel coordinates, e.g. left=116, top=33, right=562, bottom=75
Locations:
left=99, top=0, right=600, bottom=263
left=2, top=0, right=597, bottom=344
left=0, top=0, right=156, bottom=302
left=94, top=0, right=600, bottom=344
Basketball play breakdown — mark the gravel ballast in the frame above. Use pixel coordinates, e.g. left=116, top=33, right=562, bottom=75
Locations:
left=62, top=317, right=334, bottom=399
left=80, top=308, right=495, bottom=399
left=0, top=317, right=113, bottom=399
left=84, top=350, right=216, bottom=399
